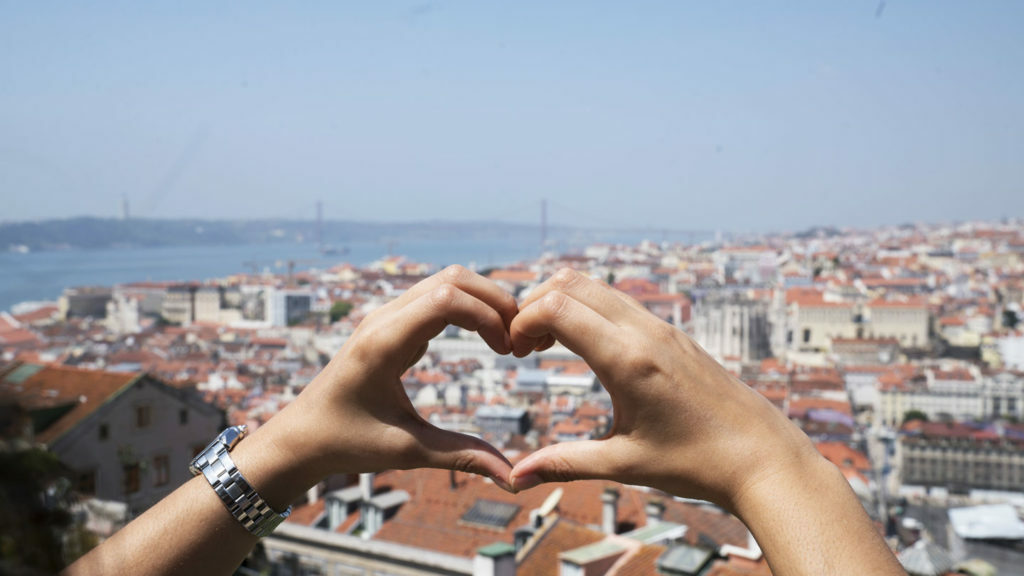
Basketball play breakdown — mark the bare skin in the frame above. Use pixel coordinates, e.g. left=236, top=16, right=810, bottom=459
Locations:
left=507, top=269, right=904, bottom=575
left=65, top=266, right=517, bottom=575
left=66, top=267, right=903, bottom=576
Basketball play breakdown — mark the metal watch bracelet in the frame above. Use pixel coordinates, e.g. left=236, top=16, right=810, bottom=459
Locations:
left=189, top=425, right=292, bottom=538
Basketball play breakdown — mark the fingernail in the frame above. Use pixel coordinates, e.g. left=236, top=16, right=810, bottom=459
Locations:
left=490, top=475, right=514, bottom=494
left=512, top=473, right=543, bottom=493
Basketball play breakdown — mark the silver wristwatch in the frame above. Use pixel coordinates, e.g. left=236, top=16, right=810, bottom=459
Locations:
left=189, top=425, right=292, bottom=537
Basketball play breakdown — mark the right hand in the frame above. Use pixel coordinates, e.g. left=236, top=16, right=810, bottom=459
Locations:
left=507, top=269, right=820, bottom=510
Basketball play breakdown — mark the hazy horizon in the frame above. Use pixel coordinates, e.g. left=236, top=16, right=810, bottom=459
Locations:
left=2, top=3, right=1022, bottom=232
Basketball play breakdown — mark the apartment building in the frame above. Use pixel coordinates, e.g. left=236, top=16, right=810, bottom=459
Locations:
left=0, top=362, right=224, bottom=513
left=878, top=368, right=1024, bottom=427
left=900, top=421, right=1024, bottom=492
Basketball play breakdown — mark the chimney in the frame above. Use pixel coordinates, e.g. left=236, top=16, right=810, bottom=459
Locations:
left=359, top=473, right=377, bottom=539
left=325, top=491, right=344, bottom=532
left=645, top=498, right=666, bottom=525
left=601, top=487, right=620, bottom=535
left=473, top=542, right=516, bottom=576
left=359, top=472, right=374, bottom=500
left=360, top=500, right=383, bottom=539
left=306, top=481, right=321, bottom=505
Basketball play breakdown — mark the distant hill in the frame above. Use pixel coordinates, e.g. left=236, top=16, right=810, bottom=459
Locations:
left=0, top=217, right=550, bottom=251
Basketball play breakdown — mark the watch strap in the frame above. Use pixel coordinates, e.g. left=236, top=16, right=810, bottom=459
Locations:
left=191, top=426, right=291, bottom=537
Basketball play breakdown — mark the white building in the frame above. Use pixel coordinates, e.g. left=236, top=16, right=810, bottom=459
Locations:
left=691, top=293, right=772, bottom=362
left=878, top=367, right=1024, bottom=427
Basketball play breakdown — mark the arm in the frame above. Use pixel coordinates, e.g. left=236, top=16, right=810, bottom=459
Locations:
left=64, top=266, right=518, bottom=575
left=507, top=269, right=903, bottom=576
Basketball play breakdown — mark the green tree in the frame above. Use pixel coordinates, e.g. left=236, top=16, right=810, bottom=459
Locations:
left=329, top=300, right=353, bottom=323
left=0, top=448, right=82, bottom=573
left=1003, top=309, right=1019, bottom=330
left=902, top=409, right=929, bottom=424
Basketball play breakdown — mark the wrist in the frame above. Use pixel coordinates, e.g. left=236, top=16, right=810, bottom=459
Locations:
left=229, top=417, right=324, bottom=513
left=728, top=445, right=840, bottom=535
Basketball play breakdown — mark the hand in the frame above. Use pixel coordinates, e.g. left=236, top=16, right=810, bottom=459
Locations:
left=507, top=269, right=819, bottom=509
left=241, top=265, right=520, bottom=499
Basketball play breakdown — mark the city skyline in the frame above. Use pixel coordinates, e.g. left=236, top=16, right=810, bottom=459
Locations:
left=2, top=2, right=1022, bottom=232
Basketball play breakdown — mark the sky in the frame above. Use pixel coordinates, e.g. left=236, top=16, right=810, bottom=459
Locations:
left=1, top=1, right=1022, bottom=233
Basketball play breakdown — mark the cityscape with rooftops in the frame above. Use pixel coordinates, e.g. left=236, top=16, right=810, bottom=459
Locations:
left=3, top=217, right=1024, bottom=575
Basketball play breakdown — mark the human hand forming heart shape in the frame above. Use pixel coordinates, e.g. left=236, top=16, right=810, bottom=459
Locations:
left=68, top=265, right=905, bottom=576
left=250, top=264, right=816, bottom=509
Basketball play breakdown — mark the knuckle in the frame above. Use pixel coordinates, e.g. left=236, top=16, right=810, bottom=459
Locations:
left=538, top=291, right=569, bottom=322
left=442, top=264, right=468, bottom=284
left=452, top=451, right=478, bottom=475
left=649, top=320, right=677, bottom=342
left=429, top=283, right=460, bottom=308
left=550, top=267, right=579, bottom=289
left=544, top=454, right=579, bottom=483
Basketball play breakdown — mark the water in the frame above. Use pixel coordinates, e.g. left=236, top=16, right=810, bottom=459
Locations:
left=0, top=239, right=543, bottom=312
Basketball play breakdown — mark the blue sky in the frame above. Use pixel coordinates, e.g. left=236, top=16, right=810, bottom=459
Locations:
left=1, top=1, right=1022, bottom=232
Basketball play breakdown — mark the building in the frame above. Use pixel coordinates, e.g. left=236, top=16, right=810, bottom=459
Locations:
left=863, top=299, right=930, bottom=350
left=474, top=405, right=530, bottom=437
left=59, top=286, right=113, bottom=319
left=0, top=363, right=224, bottom=513
left=266, top=288, right=314, bottom=327
left=785, top=289, right=858, bottom=352
left=264, top=469, right=751, bottom=576
left=831, top=338, right=900, bottom=366
left=690, top=293, right=772, bottom=363
left=161, top=284, right=196, bottom=325
left=899, top=421, right=1024, bottom=492
left=877, top=368, right=1024, bottom=427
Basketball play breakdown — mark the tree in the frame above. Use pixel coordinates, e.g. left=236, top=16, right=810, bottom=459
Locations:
left=1003, top=309, right=1019, bottom=330
left=329, top=300, right=353, bottom=323
left=0, top=448, right=83, bottom=573
left=902, top=409, right=929, bottom=424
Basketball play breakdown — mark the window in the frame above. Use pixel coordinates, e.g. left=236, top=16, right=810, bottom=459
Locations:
left=123, top=463, right=140, bottom=494
left=179, top=408, right=189, bottom=425
left=136, top=405, right=152, bottom=429
left=154, top=455, right=170, bottom=486
left=803, top=328, right=811, bottom=343
left=77, top=470, right=96, bottom=495
left=98, top=423, right=109, bottom=441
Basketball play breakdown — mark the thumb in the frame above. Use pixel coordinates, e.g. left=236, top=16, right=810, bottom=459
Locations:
left=411, top=422, right=515, bottom=493
left=510, top=438, right=630, bottom=492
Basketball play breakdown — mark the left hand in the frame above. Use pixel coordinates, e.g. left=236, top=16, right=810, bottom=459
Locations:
left=240, top=265, right=519, bottom=499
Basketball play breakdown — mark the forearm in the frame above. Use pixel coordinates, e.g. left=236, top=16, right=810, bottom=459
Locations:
left=731, top=453, right=903, bottom=576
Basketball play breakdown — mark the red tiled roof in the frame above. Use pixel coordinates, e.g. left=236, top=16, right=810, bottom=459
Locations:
left=0, top=363, right=139, bottom=444
left=866, top=297, right=928, bottom=309
left=316, top=469, right=748, bottom=559
left=815, top=441, right=870, bottom=471
left=517, top=517, right=607, bottom=576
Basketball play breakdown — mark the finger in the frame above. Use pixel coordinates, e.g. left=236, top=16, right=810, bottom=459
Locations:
left=411, top=423, right=514, bottom=493
left=509, top=437, right=633, bottom=491
left=611, top=288, right=650, bottom=315
left=403, top=342, right=430, bottom=372
left=510, top=290, right=620, bottom=363
left=534, top=334, right=557, bottom=352
left=521, top=268, right=635, bottom=325
left=392, top=265, right=519, bottom=329
left=395, top=284, right=512, bottom=356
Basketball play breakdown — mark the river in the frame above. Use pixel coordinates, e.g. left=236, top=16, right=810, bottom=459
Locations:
left=0, top=239, right=545, bottom=313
